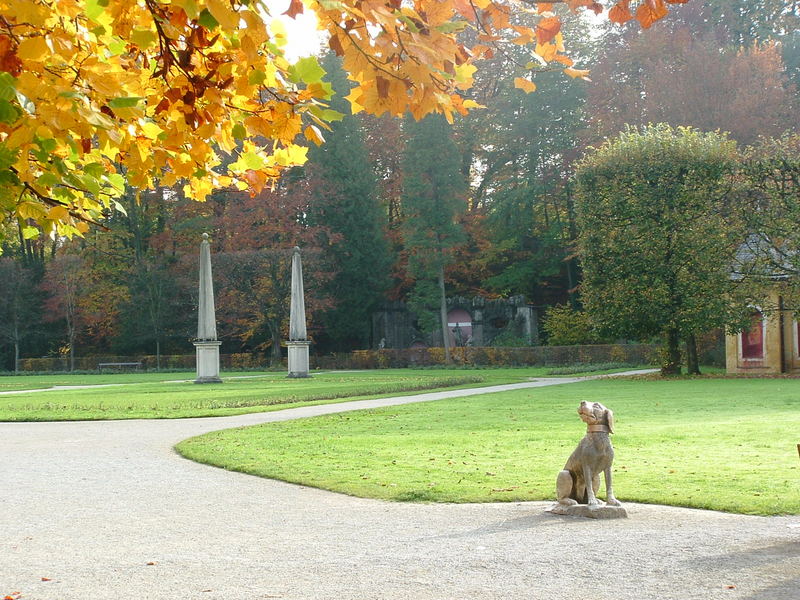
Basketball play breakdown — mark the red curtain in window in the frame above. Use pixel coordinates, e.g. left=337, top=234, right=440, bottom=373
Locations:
left=742, top=313, right=764, bottom=359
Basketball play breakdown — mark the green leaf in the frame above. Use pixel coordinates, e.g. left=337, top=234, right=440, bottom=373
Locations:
left=0, top=99, right=21, bottom=124
left=107, top=173, right=125, bottom=194
left=318, top=108, right=344, bottom=122
left=435, top=21, right=468, bottom=34
left=108, top=97, right=143, bottom=108
left=36, top=172, right=60, bottom=187
left=80, top=174, right=102, bottom=197
left=289, top=57, right=325, bottom=85
left=241, top=151, right=266, bottom=170
left=232, top=123, right=247, bottom=140
left=131, top=29, right=157, bottom=49
left=248, top=70, right=266, bottom=85
left=107, top=37, right=127, bottom=56
left=83, top=162, right=105, bottom=178
left=37, top=137, right=57, bottom=153
left=22, top=226, right=39, bottom=240
left=86, top=0, right=106, bottom=22
left=0, top=72, right=17, bottom=101
left=198, top=9, right=219, bottom=30
left=0, top=145, right=18, bottom=171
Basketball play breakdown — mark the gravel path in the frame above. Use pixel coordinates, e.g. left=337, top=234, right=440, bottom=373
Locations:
left=1, top=375, right=798, bottom=600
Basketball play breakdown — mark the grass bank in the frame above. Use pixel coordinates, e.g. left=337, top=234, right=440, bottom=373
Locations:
left=176, top=377, right=800, bottom=515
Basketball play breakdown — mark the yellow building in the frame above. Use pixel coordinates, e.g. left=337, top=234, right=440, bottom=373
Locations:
left=726, top=291, right=800, bottom=374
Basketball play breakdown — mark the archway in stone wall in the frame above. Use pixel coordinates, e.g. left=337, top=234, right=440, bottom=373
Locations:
left=447, top=308, right=472, bottom=347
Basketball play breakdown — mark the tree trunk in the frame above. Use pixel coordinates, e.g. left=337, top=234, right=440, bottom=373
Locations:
left=271, top=328, right=282, bottom=367
left=685, top=333, right=700, bottom=375
left=14, top=340, right=19, bottom=373
left=438, top=263, right=451, bottom=364
left=69, top=333, right=75, bottom=372
left=156, top=338, right=161, bottom=371
left=661, top=328, right=682, bottom=376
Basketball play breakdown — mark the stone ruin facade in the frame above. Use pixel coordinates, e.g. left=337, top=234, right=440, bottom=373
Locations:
left=372, top=296, right=539, bottom=350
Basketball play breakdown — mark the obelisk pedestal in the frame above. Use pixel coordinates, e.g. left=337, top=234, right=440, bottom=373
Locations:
left=194, top=340, right=222, bottom=383
left=195, top=233, right=222, bottom=384
left=286, top=246, right=311, bottom=378
left=287, top=340, right=312, bottom=378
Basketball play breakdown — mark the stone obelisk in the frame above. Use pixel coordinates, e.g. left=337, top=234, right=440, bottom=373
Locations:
left=286, top=246, right=311, bottom=378
left=194, top=233, right=222, bottom=384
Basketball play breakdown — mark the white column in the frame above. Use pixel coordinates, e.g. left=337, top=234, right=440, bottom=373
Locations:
left=287, top=247, right=311, bottom=378
left=195, top=233, right=222, bottom=384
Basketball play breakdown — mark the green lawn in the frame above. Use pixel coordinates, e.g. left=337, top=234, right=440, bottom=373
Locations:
left=176, top=377, right=800, bottom=515
left=0, top=367, right=630, bottom=421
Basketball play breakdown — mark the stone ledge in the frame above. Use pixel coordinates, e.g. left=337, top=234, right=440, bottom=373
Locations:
left=545, top=503, right=628, bottom=519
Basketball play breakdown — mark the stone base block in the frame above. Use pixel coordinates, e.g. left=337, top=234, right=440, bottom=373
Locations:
left=194, top=340, right=222, bottom=385
left=546, top=503, right=628, bottom=519
left=286, top=340, right=311, bottom=379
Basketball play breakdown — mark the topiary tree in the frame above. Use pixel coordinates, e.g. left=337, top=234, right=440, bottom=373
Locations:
left=575, top=124, right=749, bottom=375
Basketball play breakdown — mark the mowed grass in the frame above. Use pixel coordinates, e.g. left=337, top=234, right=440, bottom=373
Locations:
left=0, top=370, right=198, bottom=391
left=0, top=367, right=617, bottom=421
left=176, top=378, right=800, bottom=515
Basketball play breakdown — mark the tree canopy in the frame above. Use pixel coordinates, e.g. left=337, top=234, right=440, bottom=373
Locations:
left=0, top=0, right=686, bottom=243
left=575, top=124, right=747, bottom=375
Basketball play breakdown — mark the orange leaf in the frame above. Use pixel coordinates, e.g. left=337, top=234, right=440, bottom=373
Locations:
left=608, top=1, right=633, bottom=24
left=636, top=0, right=668, bottom=28
left=514, top=77, right=536, bottom=93
left=376, top=76, right=390, bottom=99
left=284, top=0, right=304, bottom=18
left=536, top=16, right=561, bottom=45
left=537, top=2, right=553, bottom=13
left=564, top=67, right=591, bottom=79
left=553, top=54, right=575, bottom=67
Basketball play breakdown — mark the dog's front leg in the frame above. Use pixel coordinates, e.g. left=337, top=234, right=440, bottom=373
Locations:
left=604, top=467, right=621, bottom=506
left=583, top=464, right=601, bottom=505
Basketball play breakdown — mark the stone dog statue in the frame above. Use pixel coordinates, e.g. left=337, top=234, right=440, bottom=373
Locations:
left=548, top=401, right=626, bottom=517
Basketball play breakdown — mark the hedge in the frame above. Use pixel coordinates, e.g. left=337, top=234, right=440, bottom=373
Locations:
left=14, top=344, right=659, bottom=373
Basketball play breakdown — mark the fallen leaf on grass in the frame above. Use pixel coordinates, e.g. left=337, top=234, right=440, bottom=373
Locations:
left=726, top=585, right=736, bottom=590
left=146, top=562, right=156, bottom=566
left=491, top=487, right=520, bottom=492
left=40, top=578, right=51, bottom=582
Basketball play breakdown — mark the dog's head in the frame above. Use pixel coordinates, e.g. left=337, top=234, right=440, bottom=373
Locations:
left=577, top=401, right=614, bottom=433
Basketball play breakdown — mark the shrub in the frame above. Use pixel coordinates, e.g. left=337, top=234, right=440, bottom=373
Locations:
left=543, top=305, right=602, bottom=346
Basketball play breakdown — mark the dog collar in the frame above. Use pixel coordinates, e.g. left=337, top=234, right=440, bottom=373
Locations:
left=587, top=424, right=610, bottom=433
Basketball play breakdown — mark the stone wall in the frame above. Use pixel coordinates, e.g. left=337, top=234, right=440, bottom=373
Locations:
left=371, top=295, right=540, bottom=350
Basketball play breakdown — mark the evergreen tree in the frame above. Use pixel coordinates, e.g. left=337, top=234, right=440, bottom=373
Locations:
left=401, top=114, right=466, bottom=363
left=306, top=53, right=391, bottom=351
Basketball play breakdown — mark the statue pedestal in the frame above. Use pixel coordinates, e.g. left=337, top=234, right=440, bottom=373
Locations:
left=194, top=340, right=222, bottom=384
left=546, top=503, right=628, bottom=519
left=286, top=340, right=311, bottom=378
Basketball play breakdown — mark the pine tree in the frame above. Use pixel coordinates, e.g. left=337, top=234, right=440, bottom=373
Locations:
left=401, top=114, right=467, bottom=363
left=305, top=53, right=392, bottom=351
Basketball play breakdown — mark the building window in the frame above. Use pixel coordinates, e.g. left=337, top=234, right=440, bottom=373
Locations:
left=741, top=311, right=765, bottom=360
